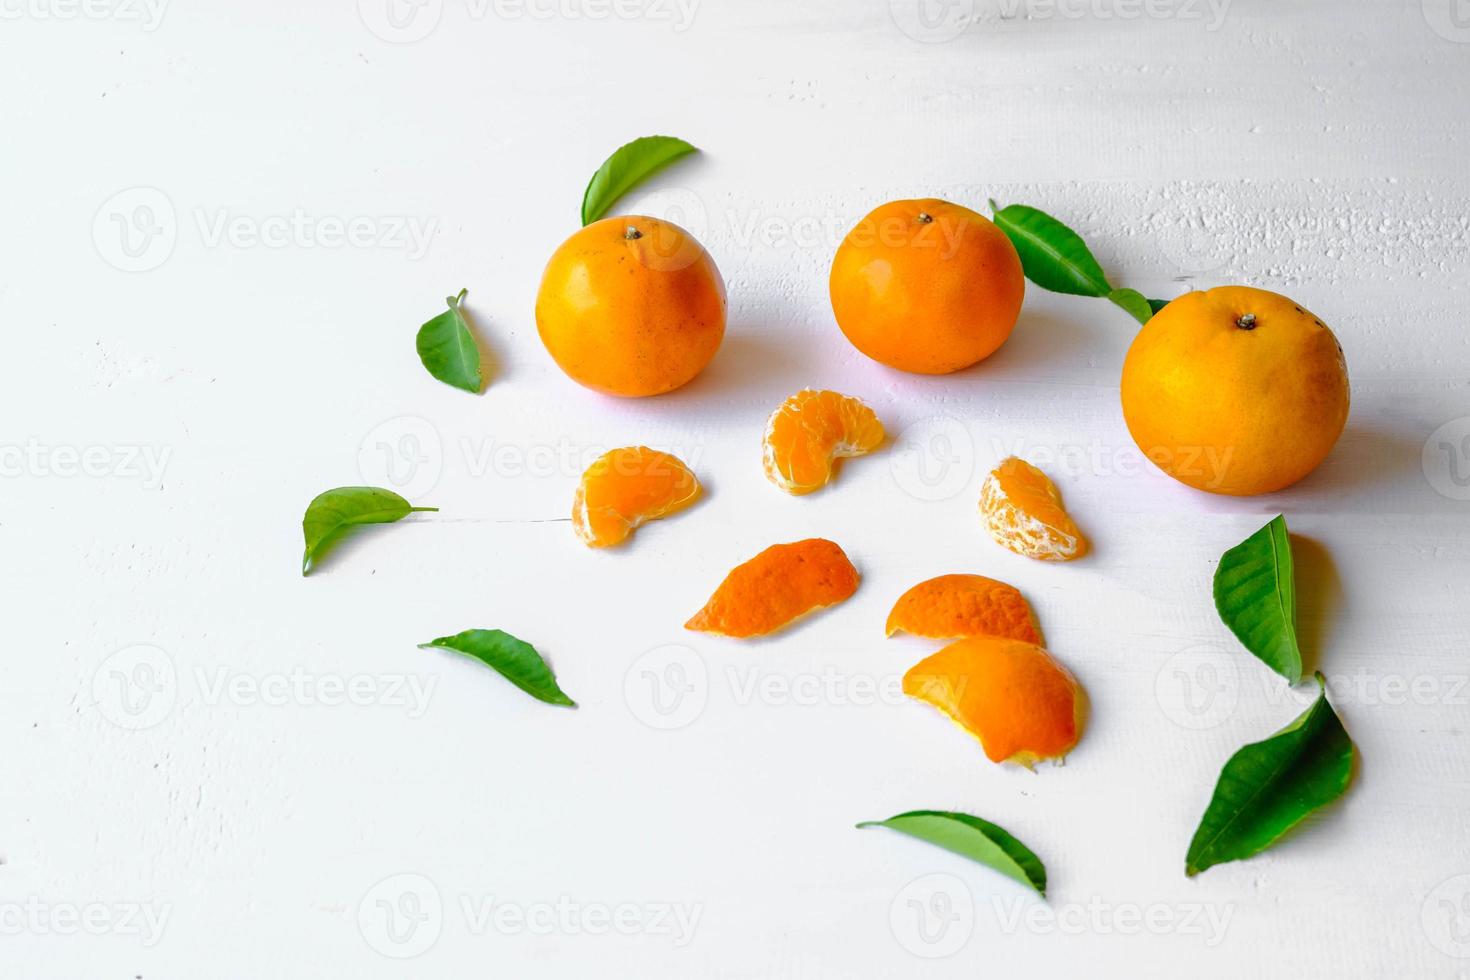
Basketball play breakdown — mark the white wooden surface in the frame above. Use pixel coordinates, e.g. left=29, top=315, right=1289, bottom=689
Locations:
left=4, top=0, right=1470, bottom=976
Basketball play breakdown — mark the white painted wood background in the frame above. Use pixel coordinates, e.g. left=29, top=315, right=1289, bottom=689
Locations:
left=4, top=0, right=1470, bottom=975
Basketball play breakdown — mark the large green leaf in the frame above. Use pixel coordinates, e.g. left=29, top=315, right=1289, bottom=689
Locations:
left=857, top=810, right=1046, bottom=896
left=1108, top=287, right=1154, bottom=325
left=301, top=486, right=436, bottom=575
left=1185, top=674, right=1354, bottom=876
left=420, top=629, right=576, bottom=707
left=1214, top=515, right=1303, bottom=682
left=988, top=201, right=1111, bottom=297
left=415, top=288, right=481, bottom=393
left=581, top=135, right=698, bottom=226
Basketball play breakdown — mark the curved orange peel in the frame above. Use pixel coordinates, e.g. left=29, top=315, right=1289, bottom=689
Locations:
left=572, top=446, right=700, bottom=548
left=980, top=457, right=1087, bottom=561
left=902, top=635, right=1082, bottom=767
left=885, top=574, right=1042, bottom=644
left=686, top=538, right=859, bottom=638
left=762, top=389, right=884, bottom=495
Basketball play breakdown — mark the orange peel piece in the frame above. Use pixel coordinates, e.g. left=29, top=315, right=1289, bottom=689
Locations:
left=903, top=636, right=1083, bottom=767
left=980, top=457, right=1088, bottom=561
left=885, top=574, right=1042, bottom=643
left=762, top=389, right=884, bottom=495
left=572, top=446, right=700, bottom=548
left=686, top=538, right=859, bottom=638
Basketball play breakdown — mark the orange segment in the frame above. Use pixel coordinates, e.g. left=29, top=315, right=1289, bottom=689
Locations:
left=903, top=636, right=1083, bottom=767
left=686, top=538, right=859, bottom=638
left=885, top=574, right=1041, bottom=643
left=979, top=457, right=1087, bottom=561
left=572, top=446, right=700, bottom=548
left=762, top=389, right=884, bottom=495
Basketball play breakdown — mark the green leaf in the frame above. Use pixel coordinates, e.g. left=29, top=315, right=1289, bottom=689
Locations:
left=1186, top=674, right=1354, bottom=876
left=988, top=201, right=1111, bottom=297
left=581, top=135, right=698, bottom=226
left=415, top=288, right=481, bottom=393
left=419, top=629, right=576, bottom=707
left=1108, top=287, right=1154, bottom=325
left=1147, top=297, right=1171, bottom=314
left=1214, top=515, right=1303, bottom=683
left=856, top=810, right=1046, bottom=896
left=301, top=486, right=436, bottom=575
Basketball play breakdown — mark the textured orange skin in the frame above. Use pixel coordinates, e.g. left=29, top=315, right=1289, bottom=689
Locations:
left=536, top=215, right=726, bottom=397
left=980, top=457, right=1088, bottom=562
left=903, top=636, right=1082, bottom=766
left=686, top=539, right=859, bottom=638
left=885, top=574, right=1042, bottom=643
left=829, top=199, right=1024, bottom=375
left=572, top=447, right=700, bottom=548
left=1121, top=286, right=1350, bottom=496
left=762, top=389, right=885, bottom=495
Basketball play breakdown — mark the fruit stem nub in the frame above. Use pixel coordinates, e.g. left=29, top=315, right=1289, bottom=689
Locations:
left=916, top=212, right=933, bottom=224
left=1236, top=313, right=1257, bottom=330
left=624, top=226, right=643, bottom=240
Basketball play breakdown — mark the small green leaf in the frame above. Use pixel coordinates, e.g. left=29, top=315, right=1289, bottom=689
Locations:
left=1186, top=674, right=1354, bottom=876
left=1214, top=515, right=1303, bottom=683
left=419, top=629, right=576, bottom=707
left=988, top=201, right=1111, bottom=297
left=1147, top=297, right=1171, bottom=314
left=1108, top=287, right=1154, bottom=325
left=857, top=810, right=1046, bottom=896
left=581, top=136, right=698, bottom=226
left=301, top=486, right=436, bottom=575
left=415, top=288, right=481, bottom=393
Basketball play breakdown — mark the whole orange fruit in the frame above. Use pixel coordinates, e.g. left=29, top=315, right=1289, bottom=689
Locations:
left=1121, top=285, right=1350, bottom=496
left=536, top=215, right=725, bottom=397
left=829, top=199, right=1024, bottom=374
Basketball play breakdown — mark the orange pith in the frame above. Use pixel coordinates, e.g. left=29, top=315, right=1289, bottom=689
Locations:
left=980, top=457, right=1087, bottom=561
left=572, top=446, right=700, bottom=548
left=686, top=538, right=859, bottom=638
left=902, top=636, right=1082, bottom=766
left=885, top=574, right=1041, bottom=643
left=762, top=389, right=885, bottom=495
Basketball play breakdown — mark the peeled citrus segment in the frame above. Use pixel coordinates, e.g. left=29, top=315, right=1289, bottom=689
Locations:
left=903, top=636, right=1083, bottom=767
left=686, top=538, right=859, bottom=638
left=979, top=457, right=1088, bottom=561
left=572, top=446, right=700, bottom=548
left=885, top=574, right=1041, bottom=643
left=762, top=389, right=885, bottom=495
